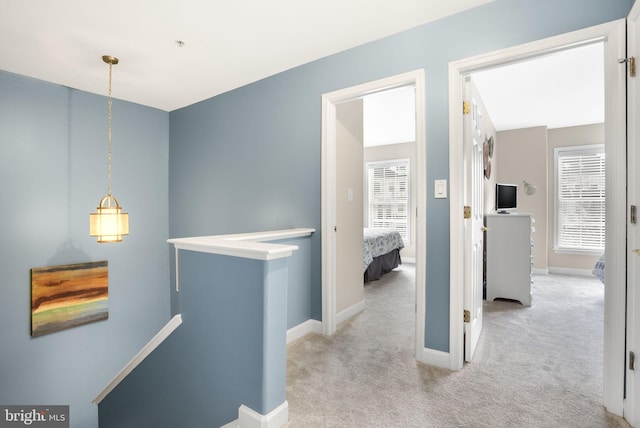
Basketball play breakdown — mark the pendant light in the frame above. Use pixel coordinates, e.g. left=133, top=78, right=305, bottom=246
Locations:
left=89, top=55, right=129, bottom=243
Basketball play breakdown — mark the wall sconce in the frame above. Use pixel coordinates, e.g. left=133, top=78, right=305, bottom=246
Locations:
left=89, top=55, right=129, bottom=243
left=522, top=180, right=538, bottom=196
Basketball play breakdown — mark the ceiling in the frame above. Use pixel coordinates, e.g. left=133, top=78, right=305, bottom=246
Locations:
left=0, top=0, right=494, bottom=112
left=471, top=42, right=604, bottom=131
left=362, top=41, right=604, bottom=138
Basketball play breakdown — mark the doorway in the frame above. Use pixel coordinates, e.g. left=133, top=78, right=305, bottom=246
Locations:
left=321, top=70, right=429, bottom=363
left=465, top=42, right=606, bottom=362
left=449, top=20, right=627, bottom=414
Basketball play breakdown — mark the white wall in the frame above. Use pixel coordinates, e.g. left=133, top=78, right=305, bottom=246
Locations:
left=495, top=126, right=549, bottom=271
left=336, top=100, right=365, bottom=314
left=363, top=86, right=415, bottom=147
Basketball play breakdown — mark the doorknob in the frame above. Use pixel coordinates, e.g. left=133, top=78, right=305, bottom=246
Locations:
left=481, top=226, right=489, bottom=232
left=634, top=249, right=640, bottom=256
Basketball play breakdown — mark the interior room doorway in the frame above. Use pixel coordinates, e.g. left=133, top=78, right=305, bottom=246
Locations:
left=463, top=41, right=606, bottom=361
left=449, top=20, right=627, bottom=415
left=321, top=70, right=429, bottom=364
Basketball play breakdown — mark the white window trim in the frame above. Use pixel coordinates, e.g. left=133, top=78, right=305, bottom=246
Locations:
left=365, top=158, right=411, bottom=243
left=553, top=143, right=605, bottom=255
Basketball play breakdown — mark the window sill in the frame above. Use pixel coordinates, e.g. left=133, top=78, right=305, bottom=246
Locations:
left=553, top=247, right=603, bottom=257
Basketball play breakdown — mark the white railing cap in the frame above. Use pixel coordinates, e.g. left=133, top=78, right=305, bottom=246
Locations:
left=168, top=228, right=315, bottom=260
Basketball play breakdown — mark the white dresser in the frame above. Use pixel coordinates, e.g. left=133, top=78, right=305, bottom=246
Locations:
left=485, top=213, right=533, bottom=306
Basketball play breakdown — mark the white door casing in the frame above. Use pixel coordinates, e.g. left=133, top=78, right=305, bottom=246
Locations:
left=625, top=3, right=640, bottom=426
left=463, top=80, right=485, bottom=362
left=449, top=20, right=627, bottom=416
left=321, top=69, right=429, bottom=364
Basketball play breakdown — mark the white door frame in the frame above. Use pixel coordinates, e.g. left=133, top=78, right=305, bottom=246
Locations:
left=625, top=3, right=640, bottom=425
left=321, top=69, right=429, bottom=363
left=449, top=20, right=627, bottom=415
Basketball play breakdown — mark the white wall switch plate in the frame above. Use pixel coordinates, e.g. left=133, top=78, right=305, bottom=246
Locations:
left=435, top=179, right=447, bottom=198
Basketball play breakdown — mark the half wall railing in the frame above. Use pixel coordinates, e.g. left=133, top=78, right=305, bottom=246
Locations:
left=94, top=228, right=314, bottom=428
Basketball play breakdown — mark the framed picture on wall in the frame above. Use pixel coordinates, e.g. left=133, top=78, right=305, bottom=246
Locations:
left=31, top=261, right=108, bottom=337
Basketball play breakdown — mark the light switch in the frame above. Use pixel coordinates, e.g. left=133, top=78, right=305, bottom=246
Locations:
left=347, top=188, right=353, bottom=201
left=435, top=179, right=447, bottom=198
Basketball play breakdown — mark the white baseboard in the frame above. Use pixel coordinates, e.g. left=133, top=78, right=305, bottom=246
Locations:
left=93, top=314, right=183, bottom=404
left=221, top=418, right=239, bottom=428
left=286, top=319, right=322, bottom=344
left=532, top=268, right=549, bottom=275
left=221, top=401, right=289, bottom=428
left=548, top=266, right=595, bottom=277
left=239, top=402, right=288, bottom=428
left=417, top=347, right=450, bottom=370
left=402, top=257, right=416, bottom=264
left=336, top=300, right=365, bottom=326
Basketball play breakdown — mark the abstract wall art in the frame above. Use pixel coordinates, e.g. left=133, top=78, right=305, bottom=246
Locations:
left=31, top=261, right=108, bottom=337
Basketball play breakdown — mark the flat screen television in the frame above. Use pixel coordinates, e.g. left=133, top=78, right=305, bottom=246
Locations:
left=495, top=183, right=517, bottom=213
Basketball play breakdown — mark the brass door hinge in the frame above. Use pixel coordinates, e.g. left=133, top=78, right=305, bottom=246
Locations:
left=464, top=309, right=470, bottom=323
left=631, top=205, right=637, bottom=224
left=463, top=100, right=471, bottom=115
left=464, top=206, right=471, bottom=219
left=619, top=57, right=636, bottom=77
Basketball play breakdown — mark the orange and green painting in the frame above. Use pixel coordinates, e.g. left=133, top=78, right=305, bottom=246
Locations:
left=31, top=261, right=108, bottom=337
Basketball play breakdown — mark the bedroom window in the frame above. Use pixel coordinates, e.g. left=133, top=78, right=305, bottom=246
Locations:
left=365, top=159, right=410, bottom=242
left=554, top=144, right=605, bottom=254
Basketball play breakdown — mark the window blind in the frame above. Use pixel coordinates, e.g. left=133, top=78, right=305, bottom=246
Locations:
left=366, top=160, right=410, bottom=240
left=555, top=145, right=605, bottom=252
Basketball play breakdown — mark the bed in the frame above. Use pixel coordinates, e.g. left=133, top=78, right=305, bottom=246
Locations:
left=364, top=228, right=405, bottom=282
left=592, top=253, right=605, bottom=284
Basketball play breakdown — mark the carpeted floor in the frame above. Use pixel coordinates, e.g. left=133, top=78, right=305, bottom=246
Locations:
left=285, top=264, right=630, bottom=428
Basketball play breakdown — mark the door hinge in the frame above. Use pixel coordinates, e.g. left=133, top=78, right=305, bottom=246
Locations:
left=463, top=100, right=471, bottom=115
left=630, top=351, right=636, bottom=371
left=619, top=57, right=636, bottom=77
left=631, top=205, right=637, bottom=224
left=464, top=309, right=470, bottom=323
left=464, top=206, right=471, bottom=219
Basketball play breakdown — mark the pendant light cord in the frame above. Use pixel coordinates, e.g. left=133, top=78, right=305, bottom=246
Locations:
left=107, top=60, right=113, bottom=198
left=90, top=55, right=129, bottom=243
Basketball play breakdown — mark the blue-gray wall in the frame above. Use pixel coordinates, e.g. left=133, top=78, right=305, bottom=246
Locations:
left=0, top=0, right=633, bottom=426
left=169, top=0, right=632, bottom=352
left=0, top=71, right=170, bottom=427
left=100, top=249, right=292, bottom=428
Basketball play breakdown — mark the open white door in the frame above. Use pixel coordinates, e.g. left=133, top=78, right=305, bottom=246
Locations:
left=625, top=3, right=640, bottom=426
left=463, top=79, right=484, bottom=362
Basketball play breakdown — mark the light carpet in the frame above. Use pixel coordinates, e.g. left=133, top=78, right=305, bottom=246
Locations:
left=285, top=264, right=630, bottom=428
